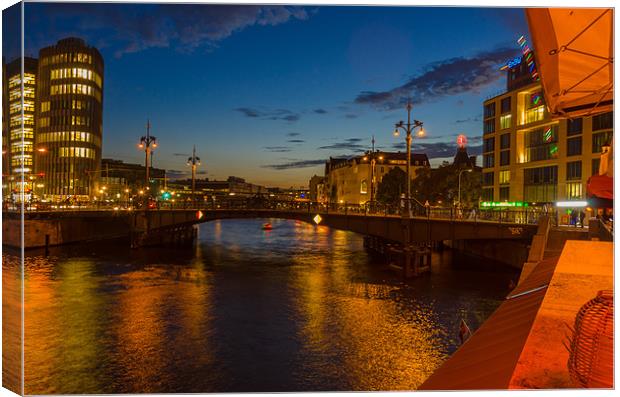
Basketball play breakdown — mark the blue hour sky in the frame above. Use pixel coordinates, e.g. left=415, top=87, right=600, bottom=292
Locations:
left=15, top=3, right=528, bottom=187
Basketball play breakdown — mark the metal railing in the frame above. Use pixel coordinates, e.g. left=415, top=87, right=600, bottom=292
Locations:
left=5, top=198, right=553, bottom=225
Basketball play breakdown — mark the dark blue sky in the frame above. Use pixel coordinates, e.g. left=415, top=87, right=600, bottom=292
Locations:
left=19, top=3, right=528, bottom=187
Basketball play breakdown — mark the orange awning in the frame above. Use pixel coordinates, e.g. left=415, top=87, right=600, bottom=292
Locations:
left=525, top=8, right=613, bottom=118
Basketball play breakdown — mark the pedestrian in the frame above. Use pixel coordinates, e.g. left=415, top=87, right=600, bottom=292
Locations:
left=579, top=210, right=586, bottom=228
left=570, top=209, right=578, bottom=227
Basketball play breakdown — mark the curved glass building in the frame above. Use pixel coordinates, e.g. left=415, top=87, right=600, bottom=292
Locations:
left=36, top=37, right=103, bottom=200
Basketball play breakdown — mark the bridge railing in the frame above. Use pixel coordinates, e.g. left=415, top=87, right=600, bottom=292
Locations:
left=8, top=198, right=554, bottom=225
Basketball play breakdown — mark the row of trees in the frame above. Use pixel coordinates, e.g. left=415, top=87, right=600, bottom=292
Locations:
left=376, top=162, right=481, bottom=207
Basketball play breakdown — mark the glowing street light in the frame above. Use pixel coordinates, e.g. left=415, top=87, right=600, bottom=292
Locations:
left=393, top=100, right=425, bottom=218
left=187, top=145, right=201, bottom=207
left=138, top=119, right=157, bottom=193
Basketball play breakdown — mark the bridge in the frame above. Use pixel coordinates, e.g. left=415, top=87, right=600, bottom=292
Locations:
left=3, top=200, right=541, bottom=250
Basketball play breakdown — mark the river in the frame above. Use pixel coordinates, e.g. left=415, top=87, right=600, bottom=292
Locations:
left=3, top=218, right=517, bottom=393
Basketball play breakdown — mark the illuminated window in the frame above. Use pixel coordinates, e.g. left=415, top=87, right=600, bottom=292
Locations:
left=23, top=87, right=35, bottom=98
left=499, top=170, right=510, bottom=184
left=23, top=73, right=36, bottom=85
left=39, top=117, right=49, bottom=128
left=524, top=105, right=545, bottom=124
left=58, top=147, right=95, bottom=158
left=500, top=114, right=512, bottom=129
left=10, top=128, right=33, bottom=140
left=41, top=101, right=50, bottom=112
left=11, top=141, right=33, bottom=153
left=566, top=182, right=583, bottom=200
left=524, top=125, right=558, bottom=162
left=360, top=180, right=368, bottom=194
left=11, top=155, right=33, bottom=166
left=523, top=166, right=557, bottom=202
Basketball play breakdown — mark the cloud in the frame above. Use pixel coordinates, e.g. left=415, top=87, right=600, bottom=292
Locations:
left=25, top=4, right=309, bottom=58
left=313, top=108, right=328, bottom=114
left=454, top=116, right=481, bottom=124
left=234, top=107, right=300, bottom=123
left=392, top=141, right=482, bottom=158
left=262, top=159, right=326, bottom=170
left=354, top=46, right=520, bottom=109
left=345, top=114, right=358, bottom=119
left=263, top=146, right=292, bottom=152
left=286, top=132, right=300, bottom=137
left=287, top=139, right=305, bottom=143
left=318, top=138, right=366, bottom=151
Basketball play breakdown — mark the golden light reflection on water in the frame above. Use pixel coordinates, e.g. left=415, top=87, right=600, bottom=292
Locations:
left=6, top=218, right=513, bottom=393
left=290, top=224, right=447, bottom=390
left=2, top=254, right=22, bottom=395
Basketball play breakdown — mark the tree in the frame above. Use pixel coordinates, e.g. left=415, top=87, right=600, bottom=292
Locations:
left=376, top=167, right=406, bottom=204
left=411, top=163, right=482, bottom=207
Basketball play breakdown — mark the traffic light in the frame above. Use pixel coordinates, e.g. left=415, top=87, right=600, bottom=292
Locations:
left=162, top=191, right=171, bottom=200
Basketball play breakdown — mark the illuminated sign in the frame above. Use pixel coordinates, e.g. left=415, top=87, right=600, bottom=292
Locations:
left=556, top=201, right=588, bottom=208
left=517, top=35, right=540, bottom=81
left=313, top=214, right=322, bottom=224
left=457, top=134, right=467, bottom=148
left=196, top=210, right=204, bottom=220
left=499, top=56, right=522, bottom=71
left=481, top=201, right=528, bottom=208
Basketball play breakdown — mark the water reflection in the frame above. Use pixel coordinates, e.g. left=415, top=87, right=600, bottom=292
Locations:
left=4, top=218, right=516, bottom=393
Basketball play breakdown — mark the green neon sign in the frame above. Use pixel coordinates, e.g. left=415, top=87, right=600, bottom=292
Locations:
left=480, top=201, right=529, bottom=208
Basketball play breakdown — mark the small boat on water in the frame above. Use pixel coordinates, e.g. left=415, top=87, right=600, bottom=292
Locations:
left=262, top=222, right=273, bottom=230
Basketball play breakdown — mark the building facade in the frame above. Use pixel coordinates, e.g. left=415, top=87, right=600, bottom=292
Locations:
left=325, top=151, right=430, bottom=205
left=100, top=158, right=166, bottom=198
left=167, top=176, right=268, bottom=201
left=2, top=57, right=38, bottom=201
left=481, top=56, right=613, bottom=206
left=35, top=37, right=104, bottom=200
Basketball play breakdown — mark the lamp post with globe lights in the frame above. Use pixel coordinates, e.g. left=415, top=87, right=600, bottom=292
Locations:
left=393, top=100, right=425, bottom=217
left=187, top=145, right=201, bottom=206
left=138, top=120, right=157, bottom=198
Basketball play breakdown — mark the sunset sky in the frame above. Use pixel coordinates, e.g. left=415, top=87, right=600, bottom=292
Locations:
left=7, top=3, right=529, bottom=187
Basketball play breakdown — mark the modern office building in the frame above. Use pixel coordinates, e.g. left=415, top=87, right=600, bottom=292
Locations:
left=481, top=55, right=613, bottom=206
left=100, top=158, right=166, bottom=197
left=324, top=151, right=430, bottom=205
left=2, top=57, right=38, bottom=201
left=35, top=37, right=104, bottom=200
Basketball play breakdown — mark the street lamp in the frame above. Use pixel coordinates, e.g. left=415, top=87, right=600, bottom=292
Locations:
left=187, top=145, right=201, bottom=206
left=393, top=100, right=425, bottom=217
left=138, top=120, right=157, bottom=193
left=458, top=168, right=473, bottom=206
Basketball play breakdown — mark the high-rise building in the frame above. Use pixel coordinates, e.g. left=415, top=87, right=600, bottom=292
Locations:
left=481, top=54, right=613, bottom=206
left=35, top=37, right=104, bottom=200
left=2, top=57, right=38, bottom=201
